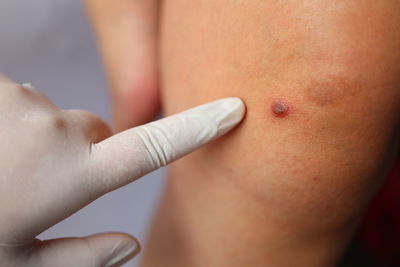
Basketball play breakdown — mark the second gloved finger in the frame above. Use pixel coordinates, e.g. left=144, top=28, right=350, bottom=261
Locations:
left=24, top=233, right=139, bottom=267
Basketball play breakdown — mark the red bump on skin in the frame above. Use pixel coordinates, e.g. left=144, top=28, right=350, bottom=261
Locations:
left=271, top=99, right=290, bottom=118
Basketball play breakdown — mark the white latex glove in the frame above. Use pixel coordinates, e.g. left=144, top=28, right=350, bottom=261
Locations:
left=0, top=74, right=245, bottom=267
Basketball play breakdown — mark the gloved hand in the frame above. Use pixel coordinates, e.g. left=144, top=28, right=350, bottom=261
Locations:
left=0, top=74, right=245, bottom=267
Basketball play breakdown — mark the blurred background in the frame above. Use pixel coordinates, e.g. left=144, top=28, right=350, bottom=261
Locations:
left=0, top=1, right=165, bottom=266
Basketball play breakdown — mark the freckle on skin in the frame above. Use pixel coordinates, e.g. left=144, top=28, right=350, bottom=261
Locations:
left=271, top=99, right=290, bottom=118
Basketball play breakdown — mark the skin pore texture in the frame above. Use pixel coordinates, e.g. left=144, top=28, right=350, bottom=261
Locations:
left=141, top=1, right=400, bottom=266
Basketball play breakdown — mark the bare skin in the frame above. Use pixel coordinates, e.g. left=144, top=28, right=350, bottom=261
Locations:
left=86, top=0, right=400, bottom=266
left=143, top=1, right=400, bottom=266
left=85, top=0, right=160, bottom=131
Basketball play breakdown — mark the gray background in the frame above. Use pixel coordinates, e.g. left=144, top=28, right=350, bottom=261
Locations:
left=0, top=1, right=165, bottom=266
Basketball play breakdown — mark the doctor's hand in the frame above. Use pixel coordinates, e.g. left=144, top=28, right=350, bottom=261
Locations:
left=0, top=74, right=245, bottom=267
left=85, top=0, right=160, bottom=131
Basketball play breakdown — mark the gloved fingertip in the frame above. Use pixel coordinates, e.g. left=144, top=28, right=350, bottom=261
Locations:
left=104, top=238, right=141, bottom=267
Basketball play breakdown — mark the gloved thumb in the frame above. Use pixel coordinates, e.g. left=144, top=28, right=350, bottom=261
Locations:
left=28, top=233, right=140, bottom=267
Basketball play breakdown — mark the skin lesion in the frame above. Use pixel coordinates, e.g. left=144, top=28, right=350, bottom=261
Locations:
left=271, top=99, right=291, bottom=118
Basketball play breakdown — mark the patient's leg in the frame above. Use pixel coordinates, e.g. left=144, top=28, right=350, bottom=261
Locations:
left=143, top=1, right=400, bottom=266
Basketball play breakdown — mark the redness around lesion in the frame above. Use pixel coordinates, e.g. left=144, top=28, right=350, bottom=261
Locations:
left=271, top=99, right=290, bottom=118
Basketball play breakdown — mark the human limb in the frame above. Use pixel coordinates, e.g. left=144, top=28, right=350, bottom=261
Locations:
left=0, top=74, right=244, bottom=266
left=142, top=0, right=400, bottom=266
left=85, top=0, right=160, bottom=131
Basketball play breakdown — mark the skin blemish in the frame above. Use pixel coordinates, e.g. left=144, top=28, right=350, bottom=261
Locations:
left=305, top=86, right=338, bottom=106
left=271, top=99, right=290, bottom=118
left=304, top=77, right=357, bottom=107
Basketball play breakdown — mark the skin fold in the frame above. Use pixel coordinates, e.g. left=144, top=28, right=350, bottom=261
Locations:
left=85, top=0, right=160, bottom=131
